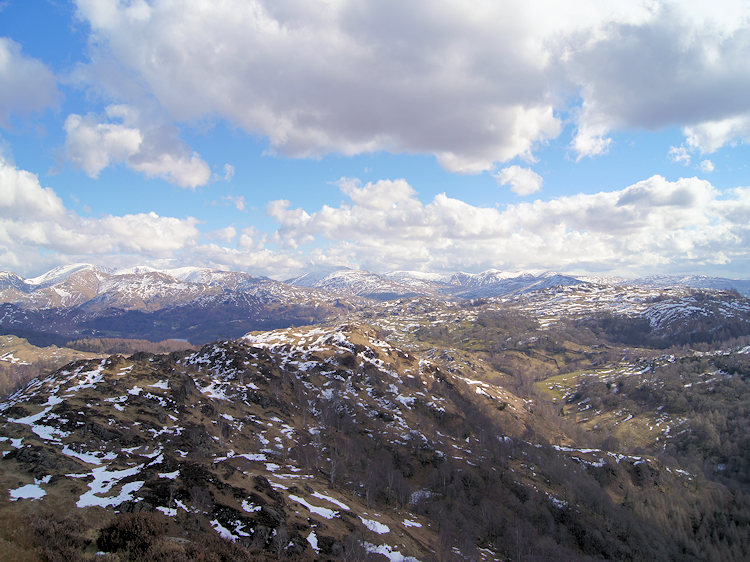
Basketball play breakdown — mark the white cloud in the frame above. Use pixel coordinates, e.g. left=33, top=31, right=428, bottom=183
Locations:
left=70, top=0, right=624, bottom=172
left=268, top=175, right=749, bottom=274
left=699, top=159, right=715, bottom=173
left=187, top=243, right=303, bottom=278
left=565, top=2, right=750, bottom=157
left=64, top=105, right=210, bottom=188
left=0, top=157, right=199, bottom=271
left=211, top=226, right=237, bottom=244
left=0, top=159, right=66, bottom=219
left=570, top=100, right=614, bottom=159
left=0, top=37, right=60, bottom=126
left=128, top=151, right=210, bottom=188
left=64, top=113, right=142, bottom=177
left=669, top=145, right=690, bottom=166
left=212, top=195, right=246, bottom=211
left=494, top=166, right=543, bottom=195
left=0, top=157, right=303, bottom=278
left=70, top=1, right=750, bottom=169
left=229, top=195, right=246, bottom=211
left=4, top=154, right=749, bottom=278
left=571, top=128, right=612, bottom=160
left=684, top=114, right=750, bottom=153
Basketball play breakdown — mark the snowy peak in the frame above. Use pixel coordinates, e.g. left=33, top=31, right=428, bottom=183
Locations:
left=287, top=268, right=438, bottom=300
left=287, top=267, right=591, bottom=300
left=0, top=272, right=28, bottom=292
left=165, top=268, right=263, bottom=291
left=24, top=263, right=108, bottom=288
left=448, top=269, right=586, bottom=298
left=449, top=269, right=523, bottom=287
left=384, top=270, right=450, bottom=283
left=636, top=274, right=750, bottom=297
left=285, top=266, right=352, bottom=287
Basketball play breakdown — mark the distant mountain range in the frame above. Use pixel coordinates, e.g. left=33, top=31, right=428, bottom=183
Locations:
left=288, top=266, right=750, bottom=299
left=0, top=265, right=355, bottom=345
left=1, top=263, right=749, bottom=346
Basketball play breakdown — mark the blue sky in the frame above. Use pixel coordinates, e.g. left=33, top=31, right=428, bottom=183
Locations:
left=1, top=0, right=750, bottom=279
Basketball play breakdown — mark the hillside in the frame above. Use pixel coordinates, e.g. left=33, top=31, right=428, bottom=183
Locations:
left=2, top=266, right=750, bottom=559
left=0, top=335, right=100, bottom=398
left=1, top=313, right=749, bottom=560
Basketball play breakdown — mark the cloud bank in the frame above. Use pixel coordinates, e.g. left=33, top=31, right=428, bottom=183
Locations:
left=70, top=0, right=750, bottom=172
left=268, top=175, right=749, bottom=275
left=2, top=155, right=749, bottom=277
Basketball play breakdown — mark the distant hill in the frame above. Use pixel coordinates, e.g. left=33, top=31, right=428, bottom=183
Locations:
left=0, top=334, right=100, bottom=397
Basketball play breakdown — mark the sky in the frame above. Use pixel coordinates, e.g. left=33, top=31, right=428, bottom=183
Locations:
left=1, top=0, right=750, bottom=280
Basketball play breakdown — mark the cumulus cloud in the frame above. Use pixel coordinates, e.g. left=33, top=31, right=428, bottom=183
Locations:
left=699, top=159, right=715, bottom=173
left=0, top=157, right=304, bottom=278
left=128, top=151, right=210, bottom=188
left=213, top=195, right=246, bottom=211
left=4, top=153, right=749, bottom=278
left=565, top=2, right=750, bottom=158
left=669, top=145, right=691, bottom=166
left=70, top=1, right=750, bottom=170
left=494, top=166, right=543, bottom=195
left=684, top=114, right=750, bottom=153
left=0, top=156, right=200, bottom=260
left=231, top=196, right=246, bottom=211
left=64, top=105, right=211, bottom=188
left=64, top=113, right=142, bottom=177
left=268, top=175, right=749, bottom=274
left=211, top=226, right=237, bottom=244
left=70, top=0, right=616, bottom=172
left=0, top=37, right=60, bottom=126
left=0, top=157, right=197, bottom=270
left=0, top=159, right=66, bottom=219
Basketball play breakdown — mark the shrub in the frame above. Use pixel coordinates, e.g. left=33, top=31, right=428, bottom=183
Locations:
left=98, top=512, right=166, bottom=559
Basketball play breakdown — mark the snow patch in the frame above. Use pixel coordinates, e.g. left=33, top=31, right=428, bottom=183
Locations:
left=360, top=517, right=390, bottom=534
left=9, top=483, right=46, bottom=501
left=288, top=494, right=338, bottom=519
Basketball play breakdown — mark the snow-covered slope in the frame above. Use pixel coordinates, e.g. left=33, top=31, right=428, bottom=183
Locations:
left=285, top=266, right=351, bottom=287
left=24, top=263, right=108, bottom=288
left=447, top=270, right=586, bottom=298
left=287, top=268, right=440, bottom=300
left=0, top=272, right=28, bottom=292
left=635, top=275, right=750, bottom=297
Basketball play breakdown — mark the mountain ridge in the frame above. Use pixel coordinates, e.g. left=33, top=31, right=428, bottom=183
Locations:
left=2, top=263, right=750, bottom=351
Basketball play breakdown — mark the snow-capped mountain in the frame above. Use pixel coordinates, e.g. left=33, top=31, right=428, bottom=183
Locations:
left=634, top=274, right=750, bottom=297
left=448, top=268, right=538, bottom=287
left=287, top=268, right=441, bottom=300
left=284, top=265, right=351, bottom=287
left=0, top=272, right=28, bottom=292
left=447, top=270, right=586, bottom=298
left=24, top=263, right=110, bottom=289
left=0, top=266, right=358, bottom=345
